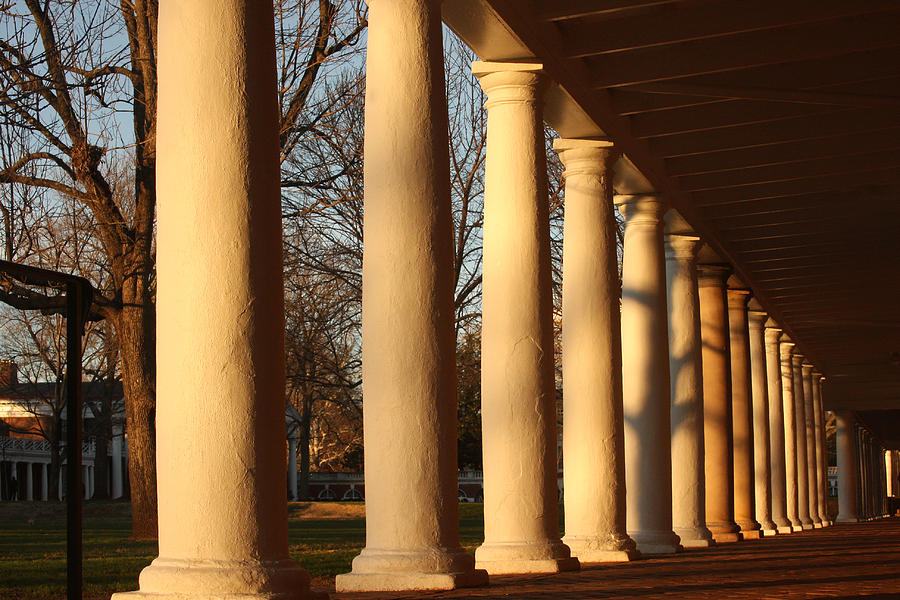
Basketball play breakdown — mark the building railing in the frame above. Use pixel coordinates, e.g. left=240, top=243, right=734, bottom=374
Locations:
left=0, top=436, right=95, bottom=457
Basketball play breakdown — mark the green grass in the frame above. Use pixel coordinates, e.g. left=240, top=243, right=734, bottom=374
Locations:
left=0, top=500, right=503, bottom=599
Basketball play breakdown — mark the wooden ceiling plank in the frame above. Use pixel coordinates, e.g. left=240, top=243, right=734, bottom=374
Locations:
left=538, top=0, right=680, bottom=22
left=560, top=0, right=899, bottom=57
left=585, top=14, right=900, bottom=87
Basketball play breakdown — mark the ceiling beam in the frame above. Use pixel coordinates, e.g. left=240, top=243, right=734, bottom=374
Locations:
left=537, top=0, right=679, bottom=22
left=585, top=13, right=900, bottom=87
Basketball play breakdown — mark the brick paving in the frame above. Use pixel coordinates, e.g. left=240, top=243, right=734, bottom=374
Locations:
left=333, top=517, right=900, bottom=599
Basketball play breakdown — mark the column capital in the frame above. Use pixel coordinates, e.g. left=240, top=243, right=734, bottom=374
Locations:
left=726, top=288, right=751, bottom=308
left=802, top=363, right=815, bottom=372
left=747, top=309, right=768, bottom=328
left=664, top=234, right=701, bottom=261
left=697, top=263, right=731, bottom=287
left=792, top=353, right=805, bottom=367
left=472, top=61, right=547, bottom=106
left=764, top=326, right=782, bottom=345
left=614, top=193, right=666, bottom=226
left=553, top=138, right=617, bottom=176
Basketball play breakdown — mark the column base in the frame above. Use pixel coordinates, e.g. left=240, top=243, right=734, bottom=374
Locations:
left=338, top=547, right=488, bottom=592
left=790, top=524, right=804, bottom=532
left=563, top=535, right=640, bottom=563
left=836, top=516, right=859, bottom=523
left=113, top=557, right=315, bottom=600
left=801, top=523, right=814, bottom=531
left=712, top=532, right=741, bottom=543
left=335, top=570, right=488, bottom=592
left=813, top=522, right=824, bottom=529
left=475, top=540, right=579, bottom=575
left=738, top=529, right=761, bottom=540
left=631, top=531, right=681, bottom=555
left=673, top=527, right=715, bottom=549
left=761, top=529, right=778, bottom=537
left=777, top=526, right=794, bottom=534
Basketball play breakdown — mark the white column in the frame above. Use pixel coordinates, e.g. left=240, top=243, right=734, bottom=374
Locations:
left=727, top=287, right=761, bottom=539
left=835, top=410, right=859, bottom=522
left=780, top=337, right=802, bottom=531
left=698, top=264, right=740, bottom=543
left=801, top=364, right=822, bottom=528
left=473, top=61, right=576, bottom=576
left=666, top=234, right=714, bottom=548
left=337, top=0, right=487, bottom=591
left=811, top=372, right=830, bottom=526
left=557, top=139, right=637, bottom=563
left=792, top=354, right=813, bottom=529
left=765, top=323, right=792, bottom=534
left=748, top=306, right=776, bottom=536
left=616, top=194, right=679, bottom=555
left=112, top=423, right=124, bottom=499
left=24, top=463, right=33, bottom=501
left=113, top=2, right=315, bottom=597
left=41, top=463, right=48, bottom=501
left=58, top=466, right=63, bottom=501
left=287, top=433, right=298, bottom=502
left=887, top=450, right=896, bottom=498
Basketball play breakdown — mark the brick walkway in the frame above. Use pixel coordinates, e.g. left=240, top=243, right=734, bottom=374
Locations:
left=333, top=518, right=900, bottom=599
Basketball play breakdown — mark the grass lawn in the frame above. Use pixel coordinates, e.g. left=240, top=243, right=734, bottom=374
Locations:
left=0, top=499, right=500, bottom=599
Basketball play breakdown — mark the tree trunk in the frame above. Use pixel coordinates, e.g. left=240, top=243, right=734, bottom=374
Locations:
left=93, top=425, right=110, bottom=499
left=117, top=300, right=158, bottom=539
left=299, top=392, right=312, bottom=500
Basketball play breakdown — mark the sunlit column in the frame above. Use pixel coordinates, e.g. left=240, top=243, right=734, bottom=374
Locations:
left=780, top=337, right=802, bottom=531
left=748, top=306, right=776, bottom=536
left=792, top=354, right=813, bottom=530
left=24, top=462, right=33, bottom=501
left=811, top=372, right=830, bottom=526
left=727, top=287, right=761, bottom=539
left=616, top=194, right=679, bottom=555
left=473, top=61, right=577, bottom=575
left=765, top=322, right=791, bottom=533
left=666, top=233, right=714, bottom=548
left=41, top=463, right=48, bottom=501
left=287, top=432, right=298, bottom=502
left=557, top=139, right=637, bottom=563
left=858, top=427, right=868, bottom=519
left=801, top=364, right=821, bottom=528
left=698, top=264, right=740, bottom=543
left=114, top=2, right=316, bottom=597
left=887, top=450, right=896, bottom=498
left=337, top=0, right=488, bottom=591
left=835, top=411, right=860, bottom=522
left=112, top=423, right=123, bottom=499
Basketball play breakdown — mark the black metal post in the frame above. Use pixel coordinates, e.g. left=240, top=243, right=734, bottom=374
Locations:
left=66, top=281, right=84, bottom=600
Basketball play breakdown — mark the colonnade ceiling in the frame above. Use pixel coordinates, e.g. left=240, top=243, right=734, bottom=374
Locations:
left=443, top=0, right=900, bottom=416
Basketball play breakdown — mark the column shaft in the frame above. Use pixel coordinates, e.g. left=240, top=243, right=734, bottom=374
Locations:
left=474, top=61, right=576, bottom=575
left=748, top=309, right=776, bottom=535
left=765, top=324, right=791, bottom=533
left=835, top=411, right=859, bottom=522
left=83, top=465, right=90, bottom=500
left=25, top=463, right=33, bottom=501
left=698, top=265, right=740, bottom=543
left=557, top=139, right=636, bottom=563
left=287, top=434, right=298, bottom=502
left=338, top=0, right=486, bottom=590
left=114, top=2, right=312, bottom=597
left=801, top=364, right=821, bottom=527
left=792, top=355, right=813, bottom=529
left=780, top=339, right=802, bottom=531
left=617, top=194, right=679, bottom=554
left=666, top=234, right=713, bottom=548
left=727, top=288, right=760, bottom=539
left=112, top=424, right=123, bottom=499
left=811, top=373, right=829, bottom=525
left=41, top=463, right=48, bottom=502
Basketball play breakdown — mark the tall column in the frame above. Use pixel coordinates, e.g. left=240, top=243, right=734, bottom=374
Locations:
left=473, top=61, right=576, bottom=575
left=748, top=306, right=776, bottom=536
left=616, top=194, right=679, bottom=555
left=287, top=432, right=298, bottom=502
left=111, top=423, right=123, bottom=499
left=812, top=373, right=830, bottom=526
left=114, top=3, right=314, bottom=597
left=801, top=364, right=822, bottom=528
left=25, top=462, right=33, bottom=501
left=887, top=450, right=895, bottom=498
left=835, top=411, right=860, bottom=522
left=41, top=463, right=48, bottom=501
left=557, top=139, right=637, bottom=563
left=666, top=233, right=714, bottom=548
left=698, top=264, right=740, bottom=543
left=727, top=287, right=761, bottom=539
left=765, top=323, right=792, bottom=533
left=792, top=354, right=813, bottom=529
left=338, top=0, right=487, bottom=591
left=858, top=428, right=868, bottom=519
left=83, top=465, right=90, bottom=500
left=780, top=337, right=802, bottom=531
